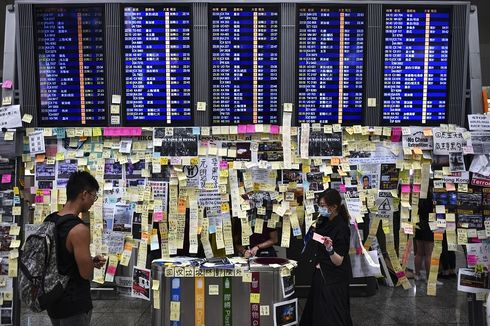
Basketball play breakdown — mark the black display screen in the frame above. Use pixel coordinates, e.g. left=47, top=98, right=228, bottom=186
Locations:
left=382, top=8, right=450, bottom=125
left=210, top=5, right=280, bottom=125
left=123, top=5, right=193, bottom=125
left=297, top=7, right=365, bottom=125
left=35, top=6, right=106, bottom=126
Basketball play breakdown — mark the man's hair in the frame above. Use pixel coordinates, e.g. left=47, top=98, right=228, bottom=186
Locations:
left=66, top=171, right=99, bottom=201
left=363, top=176, right=369, bottom=181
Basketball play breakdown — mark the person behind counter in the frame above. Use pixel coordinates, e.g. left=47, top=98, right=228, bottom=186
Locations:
left=300, top=189, right=352, bottom=326
left=233, top=218, right=279, bottom=258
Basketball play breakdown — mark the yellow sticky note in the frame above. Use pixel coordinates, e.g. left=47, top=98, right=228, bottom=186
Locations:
left=208, top=284, right=219, bottom=295
left=250, top=293, right=260, bottom=304
left=3, top=131, right=14, bottom=141
left=242, top=272, right=252, bottom=283
left=152, top=280, right=160, bottom=291
left=170, top=301, right=180, bottom=321
left=22, top=114, right=33, bottom=123
left=92, top=127, right=102, bottom=137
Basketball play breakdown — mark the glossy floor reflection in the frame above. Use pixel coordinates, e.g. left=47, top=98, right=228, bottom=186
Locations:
left=22, top=276, right=469, bottom=326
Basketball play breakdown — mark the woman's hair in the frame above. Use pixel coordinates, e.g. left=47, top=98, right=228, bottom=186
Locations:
left=318, top=189, right=350, bottom=222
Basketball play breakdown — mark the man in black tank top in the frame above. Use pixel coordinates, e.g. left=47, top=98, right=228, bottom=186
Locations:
left=46, top=171, right=106, bottom=326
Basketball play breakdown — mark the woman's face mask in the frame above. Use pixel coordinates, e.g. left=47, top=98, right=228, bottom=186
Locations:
left=318, top=206, right=330, bottom=217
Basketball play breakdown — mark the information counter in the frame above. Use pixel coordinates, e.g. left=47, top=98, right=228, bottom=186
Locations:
left=151, top=257, right=297, bottom=326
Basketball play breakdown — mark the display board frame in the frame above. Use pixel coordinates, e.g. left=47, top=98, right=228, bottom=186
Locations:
left=295, top=4, right=367, bottom=126
left=32, top=4, right=108, bottom=127
left=120, top=4, right=194, bottom=127
left=208, top=3, right=282, bottom=126
left=381, top=5, right=452, bottom=126
left=15, top=0, right=470, bottom=128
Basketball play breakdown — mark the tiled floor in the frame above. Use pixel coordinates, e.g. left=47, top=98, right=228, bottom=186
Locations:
left=22, top=276, right=471, bottom=326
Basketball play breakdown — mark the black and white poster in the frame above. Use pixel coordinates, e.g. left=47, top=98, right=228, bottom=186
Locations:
left=402, top=127, right=433, bottom=150
left=154, top=127, right=198, bottom=156
left=308, top=131, right=342, bottom=157
left=449, top=152, right=465, bottom=172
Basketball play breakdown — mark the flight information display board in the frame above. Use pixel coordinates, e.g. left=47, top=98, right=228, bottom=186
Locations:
left=210, top=5, right=280, bottom=125
left=382, top=8, right=450, bottom=125
left=297, top=7, right=365, bottom=125
left=123, top=6, right=192, bottom=125
left=35, top=6, right=106, bottom=126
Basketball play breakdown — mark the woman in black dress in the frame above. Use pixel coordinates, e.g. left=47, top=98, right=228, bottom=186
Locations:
left=300, top=189, right=352, bottom=326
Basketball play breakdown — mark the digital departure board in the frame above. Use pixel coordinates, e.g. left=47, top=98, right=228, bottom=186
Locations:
left=383, top=8, right=450, bottom=125
left=35, top=7, right=106, bottom=126
left=210, top=6, right=280, bottom=125
left=297, top=7, right=365, bottom=125
left=123, top=6, right=192, bottom=125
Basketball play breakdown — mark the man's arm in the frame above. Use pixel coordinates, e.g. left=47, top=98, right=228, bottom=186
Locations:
left=67, top=224, right=94, bottom=280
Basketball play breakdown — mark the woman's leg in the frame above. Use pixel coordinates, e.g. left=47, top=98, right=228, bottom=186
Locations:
left=424, top=241, right=435, bottom=277
left=414, top=240, right=424, bottom=277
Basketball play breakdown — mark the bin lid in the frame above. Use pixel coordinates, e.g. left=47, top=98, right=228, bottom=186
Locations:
left=253, top=257, right=289, bottom=265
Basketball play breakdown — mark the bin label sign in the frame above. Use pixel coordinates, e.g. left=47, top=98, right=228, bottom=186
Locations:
left=195, top=277, right=205, bottom=326
left=250, top=272, right=260, bottom=326
left=223, top=277, right=232, bottom=326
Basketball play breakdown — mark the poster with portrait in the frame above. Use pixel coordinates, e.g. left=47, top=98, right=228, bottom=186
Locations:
left=132, top=266, right=151, bottom=301
left=357, top=164, right=380, bottom=190
left=273, top=298, right=298, bottom=326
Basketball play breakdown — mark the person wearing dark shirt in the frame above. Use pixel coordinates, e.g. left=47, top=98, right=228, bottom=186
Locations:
left=46, top=171, right=106, bottom=326
left=414, top=194, right=434, bottom=282
left=234, top=220, right=279, bottom=258
left=300, top=189, right=352, bottom=326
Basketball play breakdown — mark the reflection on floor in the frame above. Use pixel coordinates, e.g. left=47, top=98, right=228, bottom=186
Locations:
left=22, top=276, right=469, bottom=326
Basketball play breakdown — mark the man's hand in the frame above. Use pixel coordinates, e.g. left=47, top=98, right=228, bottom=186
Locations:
left=93, top=255, right=106, bottom=269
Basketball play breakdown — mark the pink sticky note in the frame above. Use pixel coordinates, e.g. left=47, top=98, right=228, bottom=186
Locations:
left=395, top=271, right=406, bottom=279
left=270, top=125, right=280, bottom=134
left=43, top=189, right=51, bottom=196
left=219, top=160, right=228, bottom=169
left=246, top=124, right=256, bottom=133
left=107, top=266, right=117, bottom=275
left=35, top=196, right=44, bottom=204
left=2, top=80, right=12, bottom=89
left=153, top=212, right=163, bottom=222
left=412, top=184, right=421, bottom=193
left=1, top=174, right=11, bottom=184
left=238, top=125, right=247, bottom=134
left=467, top=255, right=477, bottom=266
left=313, top=232, right=324, bottom=243
left=339, top=184, right=346, bottom=193
left=391, top=127, right=402, bottom=142
left=103, top=127, right=142, bottom=137
left=401, top=184, right=411, bottom=193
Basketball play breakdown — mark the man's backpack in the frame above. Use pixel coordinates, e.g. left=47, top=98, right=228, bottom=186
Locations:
left=18, top=215, right=77, bottom=312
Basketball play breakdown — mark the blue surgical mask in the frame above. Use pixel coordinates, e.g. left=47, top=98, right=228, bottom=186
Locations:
left=318, top=207, right=330, bottom=218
